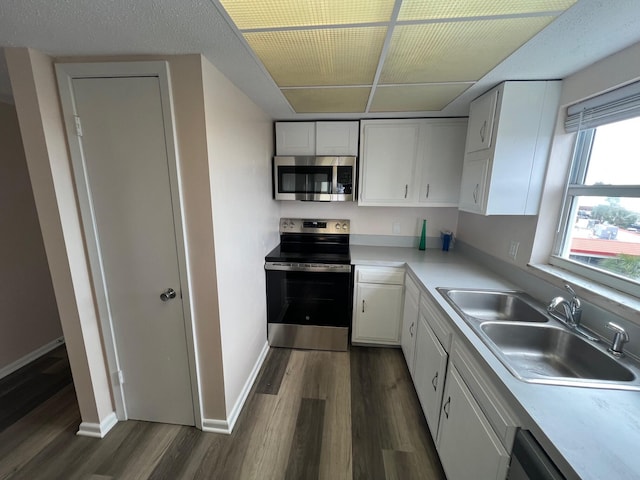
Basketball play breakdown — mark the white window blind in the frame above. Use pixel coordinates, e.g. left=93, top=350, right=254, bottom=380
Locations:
left=565, top=80, right=640, bottom=132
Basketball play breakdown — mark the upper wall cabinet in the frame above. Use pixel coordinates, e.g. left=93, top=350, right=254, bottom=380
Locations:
left=359, top=118, right=467, bottom=207
left=459, top=81, right=561, bottom=216
left=275, top=121, right=359, bottom=156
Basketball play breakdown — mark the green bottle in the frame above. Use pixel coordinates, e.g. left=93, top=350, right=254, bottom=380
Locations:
left=419, top=219, right=426, bottom=251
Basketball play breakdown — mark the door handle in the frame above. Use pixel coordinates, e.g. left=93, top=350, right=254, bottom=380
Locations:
left=426, top=184, right=430, bottom=198
left=362, top=299, right=365, bottom=313
left=409, top=322, right=415, bottom=337
left=443, top=396, right=451, bottom=418
left=480, top=120, right=486, bottom=143
left=431, top=371, right=438, bottom=391
left=473, top=183, right=479, bottom=203
left=404, top=184, right=408, bottom=199
left=160, top=288, right=177, bottom=302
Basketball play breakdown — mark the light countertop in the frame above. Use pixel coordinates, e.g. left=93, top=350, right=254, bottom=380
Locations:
left=351, top=245, right=640, bottom=480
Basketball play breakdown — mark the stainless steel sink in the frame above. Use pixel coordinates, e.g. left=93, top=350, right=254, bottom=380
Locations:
left=438, top=288, right=549, bottom=323
left=436, top=287, right=640, bottom=391
left=480, top=323, right=635, bottom=385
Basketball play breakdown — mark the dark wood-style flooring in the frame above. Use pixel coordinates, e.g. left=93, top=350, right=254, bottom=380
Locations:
left=0, top=346, right=445, bottom=480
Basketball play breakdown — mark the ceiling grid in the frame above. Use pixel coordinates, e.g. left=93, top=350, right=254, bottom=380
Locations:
left=216, top=0, right=578, bottom=113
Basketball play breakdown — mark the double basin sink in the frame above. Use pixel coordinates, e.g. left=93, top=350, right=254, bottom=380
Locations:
left=437, top=288, right=640, bottom=391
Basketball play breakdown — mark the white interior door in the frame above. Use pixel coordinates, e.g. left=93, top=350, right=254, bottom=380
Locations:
left=70, top=75, right=195, bottom=425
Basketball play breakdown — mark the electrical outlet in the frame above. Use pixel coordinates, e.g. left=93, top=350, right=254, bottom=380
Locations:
left=508, top=241, right=519, bottom=260
left=392, top=222, right=401, bottom=234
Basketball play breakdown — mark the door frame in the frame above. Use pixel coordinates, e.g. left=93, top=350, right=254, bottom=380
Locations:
left=55, top=61, right=202, bottom=428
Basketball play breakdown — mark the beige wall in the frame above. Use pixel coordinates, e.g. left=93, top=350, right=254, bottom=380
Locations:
left=164, top=55, right=226, bottom=420
left=0, top=101, right=62, bottom=371
left=8, top=49, right=264, bottom=426
left=5, top=47, right=114, bottom=427
left=201, top=56, right=279, bottom=417
left=46, top=53, right=231, bottom=421
left=457, top=212, right=537, bottom=268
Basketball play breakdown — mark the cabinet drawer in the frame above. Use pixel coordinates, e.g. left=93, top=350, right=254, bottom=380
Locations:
left=357, top=267, right=405, bottom=285
left=420, top=294, right=453, bottom=352
left=451, top=340, right=518, bottom=452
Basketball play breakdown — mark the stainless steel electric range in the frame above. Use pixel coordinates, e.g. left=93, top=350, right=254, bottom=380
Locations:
left=265, top=218, right=353, bottom=351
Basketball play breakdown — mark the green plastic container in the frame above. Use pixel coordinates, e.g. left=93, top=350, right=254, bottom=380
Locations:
left=419, top=219, right=426, bottom=251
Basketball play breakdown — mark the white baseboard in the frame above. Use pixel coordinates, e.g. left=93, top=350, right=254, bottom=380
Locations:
left=201, top=418, right=230, bottom=434
left=0, top=336, right=65, bottom=380
left=201, top=341, right=269, bottom=435
left=76, top=412, right=118, bottom=438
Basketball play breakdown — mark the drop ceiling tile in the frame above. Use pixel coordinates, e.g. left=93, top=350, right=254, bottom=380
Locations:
left=369, top=83, right=471, bottom=112
left=244, top=27, right=387, bottom=87
left=380, top=17, right=555, bottom=84
left=219, top=0, right=395, bottom=30
left=397, top=0, right=577, bottom=21
left=282, top=87, right=371, bottom=113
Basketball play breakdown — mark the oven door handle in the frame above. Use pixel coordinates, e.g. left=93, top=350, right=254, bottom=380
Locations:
left=265, top=262, right=351, bottom=273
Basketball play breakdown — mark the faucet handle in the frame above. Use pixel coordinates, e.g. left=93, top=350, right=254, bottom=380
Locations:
left=607, top=322, right=629, bottom=357
left=564, top=284, right=581, bottom=310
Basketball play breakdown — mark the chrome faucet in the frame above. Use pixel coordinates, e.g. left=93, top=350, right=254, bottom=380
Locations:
left=607, top=322, right=629, bottom=357
left=547, top=284, right=599, bottom=342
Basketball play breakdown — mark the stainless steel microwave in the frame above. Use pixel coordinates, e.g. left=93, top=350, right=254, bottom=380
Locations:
left=273, top=156, right=356, bottom=201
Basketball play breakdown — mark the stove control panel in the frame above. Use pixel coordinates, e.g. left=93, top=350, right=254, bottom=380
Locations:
left=280, top=218, right=350, bottom=234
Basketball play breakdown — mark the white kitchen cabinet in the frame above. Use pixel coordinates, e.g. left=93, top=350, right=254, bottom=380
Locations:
left=458, top=157, right=489, bottom=213
left=465, top=88, right=498, bottom=154
left=275, top=121, right=358, bottom=156
left=316, top=121, right=359, bottom=155
left=352, top=266, right=404, bottom=345
left=400, top=274, right=420, bottom=376
left=275, top=122, right=315, bottom=155
left=418, top=119, right=467, bottom=206
left=436, top=366, right=511, bottom=480
left=359, top=118, right=466, bottom=206
left=459, top=81, right=561, bottom=215
left=414, top=311, right=448, bottom=442
left=359, top=119, right=423, bottom=205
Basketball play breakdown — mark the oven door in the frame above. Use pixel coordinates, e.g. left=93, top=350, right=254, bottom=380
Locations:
left=265, top=262, right=353, bottom=350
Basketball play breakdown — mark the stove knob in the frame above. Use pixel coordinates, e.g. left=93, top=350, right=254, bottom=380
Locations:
left=342, top=223, right=349, bottom=231
left=335, top=223, right=341, bottom=230
left=289, top=221, right=295, bottom=229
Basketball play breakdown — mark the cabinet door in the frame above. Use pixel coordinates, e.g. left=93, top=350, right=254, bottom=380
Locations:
left=465, top=89, right=498, bottom=154
left=419, top=120, right=467, bottom=206
left=275, top=122, right=315, bottom=155
left=458, top=158, right=488, bottom=214
left=437, top=366, right=510, bottom=480
left=316, top=121, right=359, bottom=156
left=400, top=278, right=420, bottom=376
left=414, top=314, right=448, bottom=442
left=353, top=283, right=403, bottom=344
left=359, top=120, right=422, bottom=204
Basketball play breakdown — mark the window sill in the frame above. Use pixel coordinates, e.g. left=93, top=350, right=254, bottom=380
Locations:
left=527, top=263, right=640, bottom=324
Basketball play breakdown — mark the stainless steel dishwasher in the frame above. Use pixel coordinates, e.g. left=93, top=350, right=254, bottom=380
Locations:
left=507, top=430, right=565, bottom=480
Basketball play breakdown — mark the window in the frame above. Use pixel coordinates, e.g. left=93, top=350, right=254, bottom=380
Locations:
left=553, top=102, right=640, bottom=296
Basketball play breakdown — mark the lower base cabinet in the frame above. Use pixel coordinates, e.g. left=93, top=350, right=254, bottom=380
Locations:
left=397, top=272, right=519, bottom=480
left=352, top=266, right=404, bottom=345
left=400, top=274, right=420, bottom=376
left=436, top=365, right=511, bottom=480
left=414, top=312, right=448, bottom=441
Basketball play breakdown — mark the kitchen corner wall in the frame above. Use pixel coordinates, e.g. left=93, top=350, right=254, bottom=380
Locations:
left=0, top=100, right=62, bottom=372
left=456, top=212, right=538, bottom=268
left=200, top=56, right=279, bottom=421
